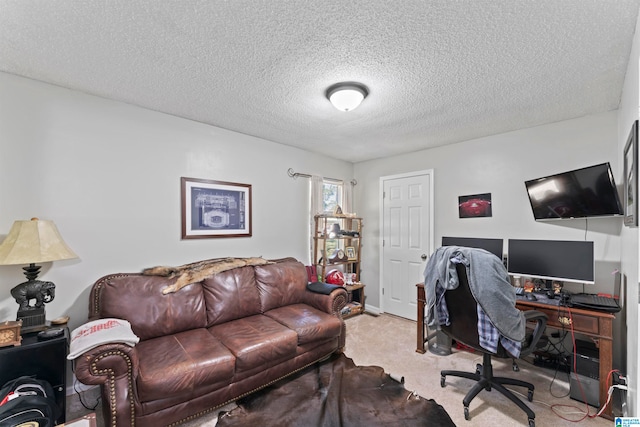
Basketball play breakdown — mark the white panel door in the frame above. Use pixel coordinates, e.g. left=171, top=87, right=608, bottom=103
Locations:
left=382, top=171, right=433, bottom=320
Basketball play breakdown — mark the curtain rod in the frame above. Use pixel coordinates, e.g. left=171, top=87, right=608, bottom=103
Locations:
left=287, top=168, right=357, bottom=186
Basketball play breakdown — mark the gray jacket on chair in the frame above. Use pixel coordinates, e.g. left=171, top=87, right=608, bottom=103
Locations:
left=424, top=246, right=525, bottom=343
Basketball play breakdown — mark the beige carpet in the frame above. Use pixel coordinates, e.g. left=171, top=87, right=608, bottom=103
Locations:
left=344, top=313, right=612, bottom=427
left=68, top=313, right=614, bottom=426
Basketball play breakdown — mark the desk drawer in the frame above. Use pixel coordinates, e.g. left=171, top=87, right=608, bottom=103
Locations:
left=538, top=307, right=599, bottom=334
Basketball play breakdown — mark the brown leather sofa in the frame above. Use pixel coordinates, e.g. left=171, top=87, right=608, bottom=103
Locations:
left=74, top=258, right=347, bottom=427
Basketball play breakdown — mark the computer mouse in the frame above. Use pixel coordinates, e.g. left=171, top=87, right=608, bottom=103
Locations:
left=525, top=293, right=537, bottom=301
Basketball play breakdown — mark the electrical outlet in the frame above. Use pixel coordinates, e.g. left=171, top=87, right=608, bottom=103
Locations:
left=613, top=371, right=627, bottom=387
left=612, top=371, right=629, bottom=417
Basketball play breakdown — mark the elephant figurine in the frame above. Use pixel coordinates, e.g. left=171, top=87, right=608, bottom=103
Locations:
left=11, top=280, right=55, bottom=311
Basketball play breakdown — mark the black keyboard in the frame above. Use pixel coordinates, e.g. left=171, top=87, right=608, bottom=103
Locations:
left=569, top=294, right=621, bottom=313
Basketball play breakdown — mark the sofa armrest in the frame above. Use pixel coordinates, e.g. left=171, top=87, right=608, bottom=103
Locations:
left=74, top=343, right=140, bottom=427
left=302, top=287, right=348, bottom=315
left=301, top=287, right=348, bottom=350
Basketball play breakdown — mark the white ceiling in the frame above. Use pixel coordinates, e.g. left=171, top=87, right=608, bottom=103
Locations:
left=1, top=1, right=639, bottom=162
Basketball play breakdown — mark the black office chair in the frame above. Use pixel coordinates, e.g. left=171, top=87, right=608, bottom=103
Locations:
left=440, top=263, right=547, bottom=427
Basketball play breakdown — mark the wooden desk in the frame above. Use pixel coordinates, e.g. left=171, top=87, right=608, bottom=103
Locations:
left=415, top=283, right=616, bottom=420
left=516, top=298, right=615, bottom=420
left=416, top=283, right=429, bottom=354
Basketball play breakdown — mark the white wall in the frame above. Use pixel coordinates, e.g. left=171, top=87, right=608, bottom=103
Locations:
left=354, top=111, right=626, bottom=370
left=0, top=72, right=353, bottom=334
left=355, top=112, right=622, bottom=306
left=617, top=9, right=640, bottom=417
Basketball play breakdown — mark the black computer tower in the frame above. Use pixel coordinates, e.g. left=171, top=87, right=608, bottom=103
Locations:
left=569, top=339, right=600, bottom=407
left=571, top=339, right=599, bottom=379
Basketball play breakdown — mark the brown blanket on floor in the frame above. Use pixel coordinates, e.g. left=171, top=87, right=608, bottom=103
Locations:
left=217, top=354, right=456, bottom=427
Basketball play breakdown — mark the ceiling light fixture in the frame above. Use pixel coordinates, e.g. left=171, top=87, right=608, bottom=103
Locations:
left=326, top=82, right=368, bottom=112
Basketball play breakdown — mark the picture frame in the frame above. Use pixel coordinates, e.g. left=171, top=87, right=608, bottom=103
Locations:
left=181, top=177, right=252, bottom=239
left=458, top=193, right=492, bottom=218
left=345, top=246, right=357, bottom=261
left=624, top=120, right=638, bottom=227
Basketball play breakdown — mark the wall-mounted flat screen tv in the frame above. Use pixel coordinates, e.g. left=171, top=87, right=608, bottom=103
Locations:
left=524, top=162, right=623, bottom=221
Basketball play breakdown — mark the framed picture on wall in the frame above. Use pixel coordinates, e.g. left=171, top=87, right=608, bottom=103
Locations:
left=458, top=193, right=492, bottom=218
left=624, top=120, right=638, bottom=227
left=181, top=177, right=252, bottom=238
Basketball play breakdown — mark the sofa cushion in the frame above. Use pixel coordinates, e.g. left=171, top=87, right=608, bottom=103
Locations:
left=136, top=329, right=235, bottom=403
left=265, top=304, right=343, bottom=345
left=209, top=315, right=297, bottom=373
left=97, top=275, right=208, bottom=341
left=255, top=260, right=308, bottom=312
left=202, top=266, right=262, bottom=326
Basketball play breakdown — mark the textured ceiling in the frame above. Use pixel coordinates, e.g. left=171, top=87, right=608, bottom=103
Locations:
left=1, top=1, right=639, bottom=162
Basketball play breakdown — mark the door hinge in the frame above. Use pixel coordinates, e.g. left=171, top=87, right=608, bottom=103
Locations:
left=382, top=288, right=384, bottom=295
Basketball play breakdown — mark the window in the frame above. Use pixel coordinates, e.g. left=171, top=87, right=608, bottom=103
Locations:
left=322, top=181, right=343, bottom=258
left=323, top=181, right=343, bottom=213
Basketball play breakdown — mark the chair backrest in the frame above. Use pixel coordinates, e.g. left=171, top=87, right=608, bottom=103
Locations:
left=439, top=258, right=547, bottom=360
left=440, top=262, right=484, bottom=352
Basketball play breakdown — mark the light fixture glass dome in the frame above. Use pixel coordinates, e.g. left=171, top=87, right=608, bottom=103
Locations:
left=326, top=82, right=368, bottom=112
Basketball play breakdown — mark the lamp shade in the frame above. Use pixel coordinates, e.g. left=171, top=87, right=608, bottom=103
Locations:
left=326, top=82, right=368, bottom=112
left=0, top=218, right=78, bottom=265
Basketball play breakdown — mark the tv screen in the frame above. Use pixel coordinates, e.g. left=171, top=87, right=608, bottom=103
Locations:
left=507, top=239, right=594, bottom=284
left=524, top=162, right=623, bottom=220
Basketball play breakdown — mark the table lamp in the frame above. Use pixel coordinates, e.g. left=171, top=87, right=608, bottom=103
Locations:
left=0, top=218, right=78, bottom=333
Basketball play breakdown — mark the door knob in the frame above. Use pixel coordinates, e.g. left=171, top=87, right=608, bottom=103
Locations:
left=421, top=254, right=427, bottom=261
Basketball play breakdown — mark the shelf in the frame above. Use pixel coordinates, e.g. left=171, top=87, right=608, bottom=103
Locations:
left=314, top=215, right=364, bottom=318
left=341, top=302, right=363, bottom=318
left=314, top=237, right=360, bottom=240
left=325, top=261, right=359, bottom=266
left=0, top=327, right=69, bottom=424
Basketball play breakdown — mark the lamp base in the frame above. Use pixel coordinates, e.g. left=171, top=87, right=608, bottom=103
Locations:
left=17, top=307, right=48, bottom=334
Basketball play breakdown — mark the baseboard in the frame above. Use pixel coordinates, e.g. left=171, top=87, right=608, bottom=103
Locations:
left=363, top=305, right=381, bottom=316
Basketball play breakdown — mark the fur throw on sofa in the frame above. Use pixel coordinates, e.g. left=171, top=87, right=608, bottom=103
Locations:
left=142, top=257, right=273, bottom=294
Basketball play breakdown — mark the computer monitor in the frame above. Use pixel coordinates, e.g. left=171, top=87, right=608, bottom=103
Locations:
left=441, top=236, right=504, bottom=260
left=507, top=239, right=594, bottom=285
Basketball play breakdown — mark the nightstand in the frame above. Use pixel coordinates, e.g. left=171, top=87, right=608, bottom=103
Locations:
left=0, top=326, right=69, bottom=424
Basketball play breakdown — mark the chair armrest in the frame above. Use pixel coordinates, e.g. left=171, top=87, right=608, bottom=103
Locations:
left=520, top=310, right=548, bottom=358
left=74, top=343, right=140, bottom=427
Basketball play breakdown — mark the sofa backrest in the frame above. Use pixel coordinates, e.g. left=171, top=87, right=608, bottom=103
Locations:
left=90, top=258, right=310, bottom=339
left=255, top=259, right=308, bottom=312
left=202, top=265, right=262, bottom=325
left=202, top=258, right=309, bottom=326
left=90, top=274, right=208, bottom=341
